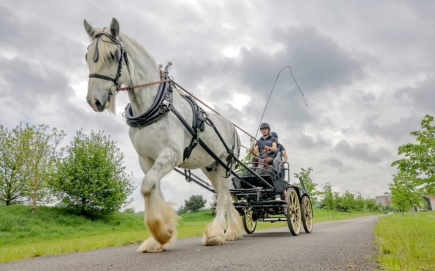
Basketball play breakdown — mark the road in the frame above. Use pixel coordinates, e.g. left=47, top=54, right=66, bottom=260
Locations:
left=2, top=216, right=379, bottom=271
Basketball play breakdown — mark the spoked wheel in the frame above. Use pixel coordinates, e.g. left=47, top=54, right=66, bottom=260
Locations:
left=301, top=196, right=313, bottom=233
left=285, top=188, right=301, bottom=236
left=243, top=209, right=257, bottom=234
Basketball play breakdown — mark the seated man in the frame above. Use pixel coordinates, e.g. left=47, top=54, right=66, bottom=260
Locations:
left=271, top=131, right=288, bottom=179
left=249, top=123, right=277, bottom=169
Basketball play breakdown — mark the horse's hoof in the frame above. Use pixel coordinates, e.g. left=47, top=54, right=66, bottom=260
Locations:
left=202, top=227, right=226, bottom=246
left=137, top=238, right=166, bottom=253
left=225, top=231, right=242, bottom=241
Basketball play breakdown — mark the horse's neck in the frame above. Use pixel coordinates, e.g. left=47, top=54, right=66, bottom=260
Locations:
left=123, top=36, right=160, bottom=116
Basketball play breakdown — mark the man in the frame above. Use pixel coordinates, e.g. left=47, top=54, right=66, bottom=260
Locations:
left=249, top=123, right=277, bottom=169
left=271, top=131, right=288, bottom=180
left=271, top=132, right=288, bottom=163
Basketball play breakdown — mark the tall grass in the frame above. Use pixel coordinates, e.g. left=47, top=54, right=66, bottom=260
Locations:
left=0, top=205, right=382, bottom=263
left=375, top=212, right=435, bottom=271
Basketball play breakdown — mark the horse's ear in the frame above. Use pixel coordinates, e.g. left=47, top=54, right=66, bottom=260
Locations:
left=110, top=18, right=120, bottom=38
left=84, top=19, right=95, bottom=38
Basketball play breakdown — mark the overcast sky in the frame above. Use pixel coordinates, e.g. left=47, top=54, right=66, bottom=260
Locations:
left=1, top=0, right=434, bottom=211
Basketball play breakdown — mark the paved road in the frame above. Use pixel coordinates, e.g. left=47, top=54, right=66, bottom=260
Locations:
left=2, top=216, right=379, bottom=271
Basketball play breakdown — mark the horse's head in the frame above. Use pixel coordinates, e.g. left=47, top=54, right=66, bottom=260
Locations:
left=84, top=18, right=130, bottom=113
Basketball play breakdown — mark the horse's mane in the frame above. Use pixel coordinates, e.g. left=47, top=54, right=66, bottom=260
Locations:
left=87, top=28, right=158, bottom=114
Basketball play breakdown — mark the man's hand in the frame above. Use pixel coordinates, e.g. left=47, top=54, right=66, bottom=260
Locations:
left=249, top=147, right=256, bottom=155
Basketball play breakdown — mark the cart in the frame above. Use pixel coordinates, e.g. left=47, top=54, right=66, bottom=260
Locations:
left=177, top=153, right=313, bottom=236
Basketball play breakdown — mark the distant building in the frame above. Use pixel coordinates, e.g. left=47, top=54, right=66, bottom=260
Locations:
left=423, top=195, right=435, bottom=211
left=376, top=194, right=391, bottom=206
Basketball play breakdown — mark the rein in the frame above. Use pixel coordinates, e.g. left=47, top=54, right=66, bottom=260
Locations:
left=118, top=79, right=170, bottom=91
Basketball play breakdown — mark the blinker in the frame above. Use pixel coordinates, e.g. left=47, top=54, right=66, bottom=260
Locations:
left=93, top=38, right=100, bottom=62
left=117, top=46, right=121, bottom=62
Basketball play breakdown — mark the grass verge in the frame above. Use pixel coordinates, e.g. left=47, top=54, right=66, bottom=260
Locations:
left=375, top=212, right=435, bottom=271
left=0, top=205, right=381, bottom=264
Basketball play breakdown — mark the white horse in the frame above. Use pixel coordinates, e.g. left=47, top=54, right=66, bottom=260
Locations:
left=83, top=18, right=243, bottom=252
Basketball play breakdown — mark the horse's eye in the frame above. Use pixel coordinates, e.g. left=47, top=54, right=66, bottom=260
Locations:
left=109, top=52, right=116, bottom=61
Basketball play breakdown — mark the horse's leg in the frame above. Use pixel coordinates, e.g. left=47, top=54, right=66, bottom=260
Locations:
left=224, top=190, right=243, bottom=241
left=201, top=164, right=242, bottom=245
left=137, top=150, right=179, bottom=253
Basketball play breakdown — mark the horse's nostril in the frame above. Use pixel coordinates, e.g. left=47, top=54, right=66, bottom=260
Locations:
left=94, top=99, right=102, bottom=108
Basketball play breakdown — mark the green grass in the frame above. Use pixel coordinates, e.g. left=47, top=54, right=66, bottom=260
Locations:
left=0, top=205, right=382, bottom=264
left=375, top=212, right=435, bottom=271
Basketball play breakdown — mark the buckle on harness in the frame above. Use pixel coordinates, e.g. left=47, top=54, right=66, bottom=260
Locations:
left=162, top=99, right=171, bottom=108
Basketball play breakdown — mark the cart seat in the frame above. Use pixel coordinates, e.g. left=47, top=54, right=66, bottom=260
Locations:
left=231, top=167, right=275, bottom=190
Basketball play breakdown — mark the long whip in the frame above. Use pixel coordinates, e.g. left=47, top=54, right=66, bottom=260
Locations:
left=254, top=65, right=307, bottom=140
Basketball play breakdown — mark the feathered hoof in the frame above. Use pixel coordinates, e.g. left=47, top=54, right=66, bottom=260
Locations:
left=202, top=226, right=226, bottom=246
left=137, top=237, right=166, bottom=253
left=225, top=228, right=243, bottom=241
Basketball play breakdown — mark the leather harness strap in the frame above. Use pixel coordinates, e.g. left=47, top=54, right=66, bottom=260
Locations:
left=118, top=79, right=171, bottom=91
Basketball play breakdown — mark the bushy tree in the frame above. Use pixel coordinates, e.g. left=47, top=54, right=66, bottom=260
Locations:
left=342, top=190, right=355, bottom=212
left=52, top=130, right=134, bottom=216
left=321, top=182, right=335, bottom=218
left=0, top=123, right=65, bottom=211
left=365, top=198, right=379, bottom=212
left=392, top=114, right=435, bottom=194
left=209, top=193, right=218, bottom=215
left=21, top=124, right=65, bottom=213
left=389, top=170, right=423, bottom=216
left=293, top=167, right=320, bottom=205
left=183, top=195, right=207, bottom=212
left=354, top=192, right=365, bottom=214
left=0, top=124, right=27, bottom=205
left=238, top=138, right=255, bottom=170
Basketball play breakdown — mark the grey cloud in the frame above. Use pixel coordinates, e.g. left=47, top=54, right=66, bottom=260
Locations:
left=362, top=115, right=423, bottom=142
left=295, top=134, right=330, bottom=149
left=270, top=25, right=366, bottom=92
left=333, top=140, right=392, bottom=163
left=0, top=56, right=74, bottom=110
left=394, top=76, right=435, bottom=114
left=320, top=157, right=354, bottom=173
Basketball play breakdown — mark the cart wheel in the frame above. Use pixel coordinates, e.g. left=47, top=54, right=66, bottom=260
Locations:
left=301, top=195, right=313, bottom=233
left=243, top=210, right=257, bottom=234
left=285, top=188, right=301, bottom=236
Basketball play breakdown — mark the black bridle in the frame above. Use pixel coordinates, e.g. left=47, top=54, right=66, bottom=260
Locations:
left=86, top=30, right=132, bottom=93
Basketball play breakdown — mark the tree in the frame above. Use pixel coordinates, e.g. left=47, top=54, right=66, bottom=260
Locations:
left=21, top=124, right=65, bottom=213
left=321, top=182, right=335, bottom=218
left=52, top=130, right=134, bottom=216
left=238, top=138, right=255, bottom=170
left=209, top=193, right=218, bottom=215
left=293, top=167, right=319, bottom=205
left=0, top=124, right=27, bottom=205
left=354, top=192, right=365, bottom=214
left=177, top=204, right=187, bottom=215
left=389, top=170, right=423, bottom=216
left=342, top=190, right=355, bottom=212
left=392, top=114, right=435, bottom=194
left=183, top=195, right=207, bottom=212
left=0, top=123, right=65, bottom=211
left=365, top=198, right=378, bottom=212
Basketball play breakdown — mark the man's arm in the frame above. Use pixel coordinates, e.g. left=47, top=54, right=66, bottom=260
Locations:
left=250, top=145, right=259, bottom=156
left=281, top=149, right=288, bottom=163
left=271, top=142, right=277, bottom=152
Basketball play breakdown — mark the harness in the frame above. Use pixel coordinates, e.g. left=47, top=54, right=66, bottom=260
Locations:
left=86, top=31, right=237, bottom=176
left=87, top=29, right=132, bottom=95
